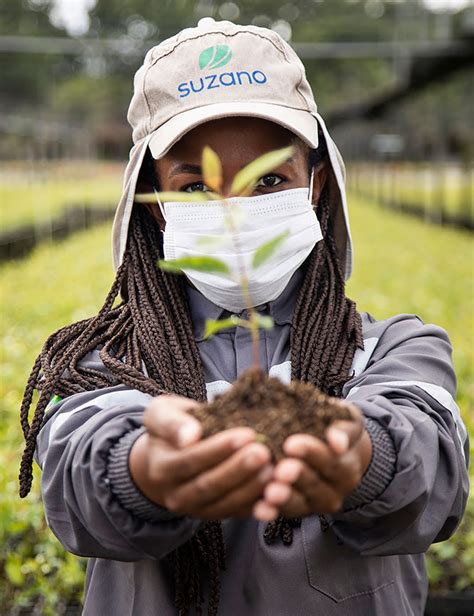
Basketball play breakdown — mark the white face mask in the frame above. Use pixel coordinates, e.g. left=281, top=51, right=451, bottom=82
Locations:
left=154, top=181, right=323, bottom=313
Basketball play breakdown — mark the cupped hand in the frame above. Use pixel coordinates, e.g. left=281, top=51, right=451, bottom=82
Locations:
left=129, top=394, right=273, bottom=519
left=252, top=400, right=372, bottom=521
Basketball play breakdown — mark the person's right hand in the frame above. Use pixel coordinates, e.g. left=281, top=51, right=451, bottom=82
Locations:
left=129, top=394, right=273, bottom=519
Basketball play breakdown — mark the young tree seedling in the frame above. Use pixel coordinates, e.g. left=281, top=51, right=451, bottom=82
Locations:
left=135, top=144, right=293, bottom=369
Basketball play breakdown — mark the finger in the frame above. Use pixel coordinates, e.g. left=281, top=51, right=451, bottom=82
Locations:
left=326, top=416, right=363, bottom=455
left=303, top=399, right=363, bottom=455
left=165, top=443, right=271, bottom=512
left=327, top=397, right=361, bottom=419
left=196, top=464, right=274, bottom=519
left=266, top=458, right=343, bottom=516
left=279, top=439, right=366, bottom=497
left=263, top=481, right=292, bottom=506
left=283, top=434, right=334, bottom=474
left=262, top=481, right=311, bottom=518
left=279, top=490, right=312, bottom=518
left=283, top=434, right=347, bottom=483
left=253, top=500, right=279, bottom=522
left=144, top=394, right=203, bottom=447
left=290, top=462, right=343, bottom=514
left=154, top=427, right=257, bottom=484
left=272, top=458, right=303, bottom=484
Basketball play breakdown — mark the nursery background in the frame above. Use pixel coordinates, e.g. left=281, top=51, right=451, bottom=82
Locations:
left=1, top=0, right=473, bottom=613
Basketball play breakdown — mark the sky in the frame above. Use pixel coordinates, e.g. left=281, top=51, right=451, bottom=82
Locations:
left=422, top=0, right=472, bottom=11
left=47, top=0, right=97, bottom=37
left=45, top=0, right=473, bottom=38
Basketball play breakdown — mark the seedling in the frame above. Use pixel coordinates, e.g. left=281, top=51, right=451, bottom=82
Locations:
left=135, top=143, right=356, bottom=478
left=136, top=145, right=293, bottom=368
left=135, top=140, right=357, bottom=588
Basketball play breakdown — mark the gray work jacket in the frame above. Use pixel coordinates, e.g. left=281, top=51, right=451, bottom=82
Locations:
left=36, top=271, right=469, bottom=615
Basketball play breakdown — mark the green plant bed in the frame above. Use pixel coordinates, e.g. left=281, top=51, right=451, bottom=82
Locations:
left=0, top=161, right=123, bottom=232
left=346, top=193, right=474, bottom=597
left=348, top=163, right=473, bottom=225
left=0, top=222, right=113, bottom=614
left=425, top=590, right=474, bottom=616
left=1, top=192, right=472, bottom=611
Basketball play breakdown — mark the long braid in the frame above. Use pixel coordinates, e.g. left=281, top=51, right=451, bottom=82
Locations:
left=18, top=136, right=363, bottom=612
left=19, top=353, right=42, bottom=439
left=19, top=256, right=131, bottom=496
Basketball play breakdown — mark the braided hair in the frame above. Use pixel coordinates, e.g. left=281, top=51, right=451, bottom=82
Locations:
left=19, top=129, right=363, bottom=615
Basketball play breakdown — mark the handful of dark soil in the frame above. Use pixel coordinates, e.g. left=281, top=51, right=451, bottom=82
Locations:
left=190, top=367, right=354, bottom=461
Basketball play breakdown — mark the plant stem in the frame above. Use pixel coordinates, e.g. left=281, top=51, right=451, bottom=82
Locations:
left=240, top=275, right=260, bottom=369
left=223, top=200, right=260, bottom=369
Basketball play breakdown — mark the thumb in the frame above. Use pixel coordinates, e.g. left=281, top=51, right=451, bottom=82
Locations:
left=326, top=403, right=364, bottom=454
left=143, top=394, right=203, bottom=448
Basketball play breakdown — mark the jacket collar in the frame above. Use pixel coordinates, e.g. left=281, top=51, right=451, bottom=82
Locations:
left=185, top=268, right=304, bottom=342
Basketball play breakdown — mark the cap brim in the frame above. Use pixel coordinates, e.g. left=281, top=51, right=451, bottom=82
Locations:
left=148, top=102, right=318, bottom=159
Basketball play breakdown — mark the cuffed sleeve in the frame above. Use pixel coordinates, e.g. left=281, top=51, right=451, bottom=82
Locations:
left=342, top=417, right=396, bottom=511
left=36, top=384, right=203, bottom=562
left=107, top=426, right=180, bottom=522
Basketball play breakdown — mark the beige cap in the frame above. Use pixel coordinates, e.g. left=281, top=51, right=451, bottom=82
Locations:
left=127, top=18, right=319, bottom=157
left=112, top=19, right=353, bottom=280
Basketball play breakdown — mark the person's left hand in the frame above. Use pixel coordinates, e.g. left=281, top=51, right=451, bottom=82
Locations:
left=252, top=400, right=372, bottom=521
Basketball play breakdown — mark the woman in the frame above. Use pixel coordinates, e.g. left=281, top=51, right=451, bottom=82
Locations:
left=20, top=18, right=468, bottom=616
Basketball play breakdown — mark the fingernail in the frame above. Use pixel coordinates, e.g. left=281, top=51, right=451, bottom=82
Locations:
left=284, top=438, right=306, bottom=456
left=265, top=483, right=291, bottom=505
left=178, top=422, right=200, bottom=446
left=254, top=502, right=278, bottom=522
left=245, top=446, right=267, bottom=469
left=329, top=429, right=349, bottom=451
left=279, top=461, right=300, bottom=483
left=232, top=430, right=254, bottom=448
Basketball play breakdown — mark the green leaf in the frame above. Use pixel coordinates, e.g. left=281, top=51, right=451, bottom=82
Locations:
left=157, top=256, right=230, bottom=274
left=135, top=191, right=222, bottom=204
left=252, top=231, right=290, bottom=269
left=203, top=316, right=243, bottom=338
left=45, top=393, right=63, bottom=412
left=154, top=191, right=209, bottom=202
left=5, top=555, right=25, bottom=586
left=435, top=542, right=457, bottom=561
left=157, top=260, right=184, bottom=274
left=202, top=146, right=223, bottom=193
left=425, top=558, right=443, bottom=585
left=133, top=192, right=157, bottom=203
left=230, top=146, right=294, bottom=196
left=197, top=235, right=230, bottom=249
left=207, top=191, right=224, bottom=200
left=254, top=314, right=274, bottom=330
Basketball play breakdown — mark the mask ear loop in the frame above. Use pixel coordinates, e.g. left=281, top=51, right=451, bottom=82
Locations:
left=308, top=168, right=315, bottom=205
left=153, top=188, right=167, bottom=259
left=153, top=187, right=167, bottom=221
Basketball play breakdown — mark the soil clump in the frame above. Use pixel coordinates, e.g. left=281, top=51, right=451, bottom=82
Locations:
left=190, top=366, right=353, bottom=461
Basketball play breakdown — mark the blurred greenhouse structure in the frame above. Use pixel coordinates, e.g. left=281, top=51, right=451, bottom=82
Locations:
left=1, top=0, right=472, bottom=252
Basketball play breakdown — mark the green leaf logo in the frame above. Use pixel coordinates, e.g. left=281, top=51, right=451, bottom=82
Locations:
left=199, top=45, right=232, bottom=70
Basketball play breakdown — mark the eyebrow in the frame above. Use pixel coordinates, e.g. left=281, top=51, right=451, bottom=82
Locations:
left=169, top=163, right=202, bottom=177
left=169, top=156, right=296, bottom=178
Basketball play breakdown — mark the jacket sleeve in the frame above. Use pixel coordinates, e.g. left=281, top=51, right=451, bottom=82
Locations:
left=36, top=384, right=203, bottom=562
left=331, top=314, right=469, bottom=555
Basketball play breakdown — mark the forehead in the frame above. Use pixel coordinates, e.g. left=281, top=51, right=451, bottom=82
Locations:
left=165, top=116, right=306, bottom=162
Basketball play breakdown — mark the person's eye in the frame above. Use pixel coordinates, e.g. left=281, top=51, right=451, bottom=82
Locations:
left=182, top=181, right=209, bottom=193
left=255, top=175, right=284, bottom=189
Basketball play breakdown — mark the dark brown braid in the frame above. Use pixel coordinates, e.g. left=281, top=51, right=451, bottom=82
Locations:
left=18, top=136, right=363, bottom=614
